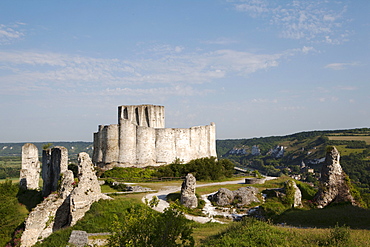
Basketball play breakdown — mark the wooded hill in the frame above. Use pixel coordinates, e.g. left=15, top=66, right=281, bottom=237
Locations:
left=0, top=142, right=93, bottom=158
left=217, top=128, right=370, bottom=203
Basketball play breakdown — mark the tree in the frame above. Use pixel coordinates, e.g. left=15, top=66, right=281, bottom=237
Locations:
left=108, top=200, right=194, bottom=247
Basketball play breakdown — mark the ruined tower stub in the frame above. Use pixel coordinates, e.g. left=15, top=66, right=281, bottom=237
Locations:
left=118, top=104, right=165, bottom=128
left=20, top=143, right=40, bottom=190
left=42, top=146, right=68, bottom=197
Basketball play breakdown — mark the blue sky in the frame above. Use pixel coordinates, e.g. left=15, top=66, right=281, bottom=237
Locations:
left=0, top=0, right=369, bottom=142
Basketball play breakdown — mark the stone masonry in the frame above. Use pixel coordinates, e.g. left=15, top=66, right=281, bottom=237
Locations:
left=42, top=146, right=68, bottom=197
left=93, top=104, right=217, bottom=169
left=21, top=150, right=107, bottom=247
left=20, top=143, right=40, bottom=190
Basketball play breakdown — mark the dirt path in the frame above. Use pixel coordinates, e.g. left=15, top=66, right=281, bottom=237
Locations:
left=142, top=177, right=276, bottom=223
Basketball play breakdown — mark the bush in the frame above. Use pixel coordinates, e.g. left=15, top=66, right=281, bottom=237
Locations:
left=202, top=218, right=288, bottom=246
left=0, top=180, right=29, bottom=246
left=154, top=157, right=234, bottom=181
left=101, top=167, right=156, bottom=180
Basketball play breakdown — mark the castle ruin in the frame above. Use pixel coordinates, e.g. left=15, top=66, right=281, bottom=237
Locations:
left=92, top=104, right=217, bottom=169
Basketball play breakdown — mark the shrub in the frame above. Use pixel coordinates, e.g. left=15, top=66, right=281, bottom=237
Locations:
left=155, top=157, right=234, bottom=181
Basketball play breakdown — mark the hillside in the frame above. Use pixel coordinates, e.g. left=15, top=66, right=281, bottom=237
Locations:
left=217, top=128, right=370, bottom=204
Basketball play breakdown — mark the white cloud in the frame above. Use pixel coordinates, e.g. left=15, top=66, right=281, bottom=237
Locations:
left=301, top=46, right=315, bottom=54
left=0, top=47, right=286, bottom=95
left=324, top=62, right=359, bottom=70
left=202, top=37, right=238, bottom=45
left=0, top=23, right=25, bottom=44
left=230, top=0, right=349, bottom=44
left=91, top=85, right=213, bottom=97
left=336, top=85, right=357, bottom=91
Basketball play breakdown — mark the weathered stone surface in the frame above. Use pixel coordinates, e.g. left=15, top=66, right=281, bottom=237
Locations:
left=21, top=169, right=74, bottom=247
left=210, top=187, right=261, bottom=207
left=42, top=146, right=68, bottom=197
left=69, top=152, right=103, bottom=225
left=285, top=180, right=302, bottom=208
left=68, top=230, right=88, bottom=247
left=180, top=173, right=198, bottom=209
left=20, top=143, right=40, bottom=190
left=209, top=188, right=234, bottom=206
left=21, top=151, right=107, bottom=247
left=232, top=187, right=260, bottom=207
left=313, top=146, right=355, bottom=208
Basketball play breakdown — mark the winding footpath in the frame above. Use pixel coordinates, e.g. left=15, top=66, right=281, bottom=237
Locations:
left=142, top=177, right=276, bottom=223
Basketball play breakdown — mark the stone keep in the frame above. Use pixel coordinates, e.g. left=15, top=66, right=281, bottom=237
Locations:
left=93, top=104, right=217, bottom=168
left=20, top=143, right=40, bottom=190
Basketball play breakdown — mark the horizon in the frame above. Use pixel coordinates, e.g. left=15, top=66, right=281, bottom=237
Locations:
left=1, top=1, right=369, bottom=142
left=1, top=126, right=369, bottom=144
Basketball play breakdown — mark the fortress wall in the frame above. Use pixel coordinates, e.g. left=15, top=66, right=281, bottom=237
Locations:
left=208, top=122, right=217, bottom=157
left=92, top=125, right=104, bottom=164
left=190, top=126, right=201, bottom=158
left=118, top=119, right=137, bottom=165
left=174, top=128, right=191, bottom=163
left=136, top=126, right=156, bottom=166
left=202, top=125, right=211, bottom=157
left=102, top=124, right=119, bottom=164
left=93, top=104, right=216, bottom=168
left=155, top=128, right=176, bottom=164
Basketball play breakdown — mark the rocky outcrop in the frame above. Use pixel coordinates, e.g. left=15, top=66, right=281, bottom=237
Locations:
left=180, top=173, right=198, bottom=209
left=68, top=230, right=88, bottom=247
left=209, top=187, right=260, bottom=207
left=21, top=170, right=74, bottom=247
left=285, top=180, right=302, bottom=208
left=313, top=146, right=355, bottom=208
left=20, top=143, right=40, bottom=190
left=70, top=152, right=104, bottom=225
left=233, top=187, right=260, bottom=207
left=21, top=151, right=107, bottom=247
left=209, top=188, right=234, bottom=206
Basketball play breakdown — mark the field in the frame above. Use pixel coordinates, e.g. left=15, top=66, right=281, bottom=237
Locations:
left=328, top=135, right=370, bottom=144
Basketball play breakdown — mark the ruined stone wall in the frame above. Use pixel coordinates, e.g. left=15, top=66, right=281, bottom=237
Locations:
left=93, top=104, right=217, bottom=168
left=42, top=146, right=68, bottom=197
left=20, top=143, right=40, bottom=190
left=21, top=151, right=107, bottom=247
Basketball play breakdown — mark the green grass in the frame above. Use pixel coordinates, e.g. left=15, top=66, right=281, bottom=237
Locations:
left=28, top=178, right=370, bottom=247
left=0, top=177, right=19, bottom=183
left=0, top=156, right=21, bottom=168
left=201, top=217, right=370, bottom=247
left=328, top=135, right=370, bottom=145
left=276, top=203, right=370, bottom=229
left=335, top=145, right=366, bottom=156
